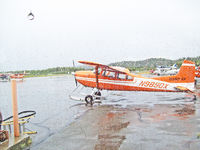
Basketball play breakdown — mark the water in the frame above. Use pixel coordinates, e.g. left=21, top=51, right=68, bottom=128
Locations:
left=0, top=75, right=199, bottom=149
left=0, top=76, right=88, bottom=147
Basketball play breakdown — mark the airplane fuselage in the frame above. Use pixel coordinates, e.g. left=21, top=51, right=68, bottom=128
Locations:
left=75, top=60, right=195, bottom=93
left=75, top=71, right=194, bottom=92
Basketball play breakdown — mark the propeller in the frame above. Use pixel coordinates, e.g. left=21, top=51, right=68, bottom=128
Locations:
left=73, top=60, right=78, bottom=86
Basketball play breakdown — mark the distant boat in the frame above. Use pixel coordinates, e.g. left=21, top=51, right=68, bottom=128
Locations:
left=10, top=74, right=25, bottom=80
left=0, top=74, right=9, bottom=82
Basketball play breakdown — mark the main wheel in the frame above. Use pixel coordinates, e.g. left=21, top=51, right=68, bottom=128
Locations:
left=85, top=95, right=93, bottom=105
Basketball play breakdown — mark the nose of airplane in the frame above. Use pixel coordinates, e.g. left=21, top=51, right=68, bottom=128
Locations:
left=75, top=70, right=95, bottom=82
left=75, top=71, right=92, bottom=78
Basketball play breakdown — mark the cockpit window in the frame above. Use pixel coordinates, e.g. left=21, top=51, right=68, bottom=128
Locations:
left=92, top=68, right=102, bottom=75
left=98, top=68, right=102, bottom=74
left=102, top=70, right=106, bottom=76
left=102, top=70, right=116, bottom=78
left=118, top=74, right=126, bottom=79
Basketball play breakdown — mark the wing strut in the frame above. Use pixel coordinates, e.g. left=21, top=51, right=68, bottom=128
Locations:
left=95, top=66, right=99, bottom=89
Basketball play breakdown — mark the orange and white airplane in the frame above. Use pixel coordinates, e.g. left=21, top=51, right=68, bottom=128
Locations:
left=72, top=60, right=196, bottom=105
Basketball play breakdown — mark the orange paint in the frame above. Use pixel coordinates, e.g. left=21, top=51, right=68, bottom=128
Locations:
left=11, top=80, right=20, bottom=137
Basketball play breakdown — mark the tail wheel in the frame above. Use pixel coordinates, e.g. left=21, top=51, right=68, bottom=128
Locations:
left=85, top=95, right=93, bottom=105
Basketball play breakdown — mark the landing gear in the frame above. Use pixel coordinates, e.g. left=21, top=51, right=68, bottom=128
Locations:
left=94, top=91, right=101, bottom=99
left=69, top=85, right=103, bottom=106
left=84, top=89, right=102, bottom=106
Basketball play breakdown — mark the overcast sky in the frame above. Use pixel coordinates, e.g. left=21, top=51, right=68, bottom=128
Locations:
left=0, top=0, right=200, bottom=71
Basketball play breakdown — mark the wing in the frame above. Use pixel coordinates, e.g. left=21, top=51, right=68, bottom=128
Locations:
left=78, top=61, right=128, bottom=74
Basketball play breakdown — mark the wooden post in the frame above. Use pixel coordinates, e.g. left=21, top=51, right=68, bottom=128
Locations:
left=11, top=79, right=20, bottom=137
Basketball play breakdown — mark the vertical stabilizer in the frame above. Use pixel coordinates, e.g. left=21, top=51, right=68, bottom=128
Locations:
left=176, top=60, right=195, bottom=83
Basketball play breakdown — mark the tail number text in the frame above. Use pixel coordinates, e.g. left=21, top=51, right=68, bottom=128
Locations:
left=139, top=81, right=169, bottom=89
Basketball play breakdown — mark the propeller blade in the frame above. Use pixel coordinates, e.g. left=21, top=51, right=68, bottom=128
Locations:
left=75, top=78, right=78, bottom=86
left=72, top=60, right=78, bottom=86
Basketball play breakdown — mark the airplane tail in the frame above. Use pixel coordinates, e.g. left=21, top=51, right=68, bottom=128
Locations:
left=153, top=60, right=195, bottom=83
left=176, top=60, right=195, bottom=83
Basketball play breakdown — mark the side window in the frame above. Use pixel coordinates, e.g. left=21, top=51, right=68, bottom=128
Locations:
left=98, top=68, right=102, bottom=75
left=127, top=75, right=133, bottom=80
left=118, top=73, right=126, bottom=79
left=107, top=72, right=115, bottom=78
left=102, top=70, right=107, bottom=76
left=117, top=74, right=133, bottom=80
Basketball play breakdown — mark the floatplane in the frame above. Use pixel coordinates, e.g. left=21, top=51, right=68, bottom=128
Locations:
left=70, top=60, right=197, bottom=105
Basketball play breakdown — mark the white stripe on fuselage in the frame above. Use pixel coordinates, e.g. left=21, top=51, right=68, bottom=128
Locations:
left=76, top=76, right=194, bottom=91
left=182, top=63, right=195, bottom=67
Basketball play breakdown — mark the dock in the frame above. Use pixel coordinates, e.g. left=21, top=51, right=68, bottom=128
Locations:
left=0, top=134, right=31, bottom=150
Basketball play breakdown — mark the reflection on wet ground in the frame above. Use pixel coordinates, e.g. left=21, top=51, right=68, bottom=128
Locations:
left=95, top=110, right=129, bottom=150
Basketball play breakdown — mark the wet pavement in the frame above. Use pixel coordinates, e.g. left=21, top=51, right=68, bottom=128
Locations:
left=36, top=102, right=200, bottom=150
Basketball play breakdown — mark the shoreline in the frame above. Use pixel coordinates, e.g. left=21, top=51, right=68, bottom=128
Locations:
left=24, top=74, right=72, bottom=78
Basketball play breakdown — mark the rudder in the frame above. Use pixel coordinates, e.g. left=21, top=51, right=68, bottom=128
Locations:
left=176, top=60, right=195, bottom=83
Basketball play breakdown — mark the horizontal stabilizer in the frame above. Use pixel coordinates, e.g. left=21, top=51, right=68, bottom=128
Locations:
left=174, top=86, right=192, bottom=92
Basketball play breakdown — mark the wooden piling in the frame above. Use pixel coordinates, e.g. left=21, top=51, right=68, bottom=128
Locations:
left=11, top=79, right=20, bottom=137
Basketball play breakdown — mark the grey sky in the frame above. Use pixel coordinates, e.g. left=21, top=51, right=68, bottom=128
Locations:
left=0, top=0, right=200, bottom=71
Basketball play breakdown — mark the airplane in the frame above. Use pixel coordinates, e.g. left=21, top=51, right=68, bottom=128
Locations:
left=71, top=60, right=196, bottom=105
left=153, top=64, right=179, bottom=76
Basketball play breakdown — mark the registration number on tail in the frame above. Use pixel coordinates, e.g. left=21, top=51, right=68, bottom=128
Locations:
left=139, top=81, right=169, bottom=89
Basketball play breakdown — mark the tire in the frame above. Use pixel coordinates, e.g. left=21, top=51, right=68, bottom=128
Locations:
left=85, top=95, right=93, bottom=105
